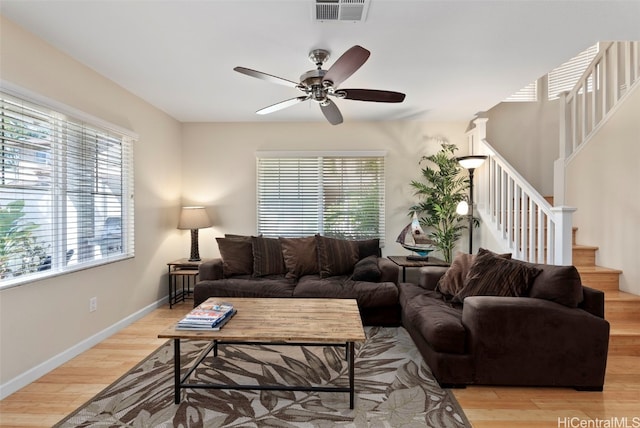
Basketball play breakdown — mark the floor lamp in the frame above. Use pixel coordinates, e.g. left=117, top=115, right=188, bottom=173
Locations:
left=177, top=206, right=212, bottom=261
left=457, top=155, right=487, bottom=254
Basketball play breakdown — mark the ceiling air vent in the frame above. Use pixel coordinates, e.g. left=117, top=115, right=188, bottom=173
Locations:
left=314, top=0, right=370, bottom=23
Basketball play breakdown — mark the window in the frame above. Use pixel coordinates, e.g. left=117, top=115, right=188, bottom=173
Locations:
left=1, top=89, right=135, bottom=289
left=548, top=44, right=599, bottom=100
left=504, top=44, right=599, bottom=102
left=256, top=152, right=385, bottom=243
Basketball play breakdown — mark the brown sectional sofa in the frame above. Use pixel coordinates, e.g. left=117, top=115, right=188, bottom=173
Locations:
left=193, top=238, right=610, bottom=390
left=399, top=248, right=610, bottom=390
left=193, top=234, right=402, bottom=326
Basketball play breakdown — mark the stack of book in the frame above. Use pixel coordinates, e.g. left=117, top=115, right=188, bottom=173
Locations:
left=176, top=301, right=236, bottom=331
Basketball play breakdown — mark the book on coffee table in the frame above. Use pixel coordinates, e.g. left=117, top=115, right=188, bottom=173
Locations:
left=176, top=301, right=236, bottom=330
left=176, top=309, right=237, bottom=331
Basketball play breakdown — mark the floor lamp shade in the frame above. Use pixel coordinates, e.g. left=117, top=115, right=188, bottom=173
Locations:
left=177, top=206, right=212, bottom=261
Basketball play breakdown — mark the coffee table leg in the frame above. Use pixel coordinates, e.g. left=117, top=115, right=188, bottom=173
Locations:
left=174, top=339, right=181, bottom=404
left=348, top=341, right=355, bottom=409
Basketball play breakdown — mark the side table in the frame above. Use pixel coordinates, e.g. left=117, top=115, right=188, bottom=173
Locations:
left=167, top=258, right=210, bottom=308
left=387, top=255, right=449, bottom=282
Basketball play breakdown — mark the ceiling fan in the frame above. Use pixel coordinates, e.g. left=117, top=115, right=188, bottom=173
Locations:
left=233, top=45, right=405, bottom=125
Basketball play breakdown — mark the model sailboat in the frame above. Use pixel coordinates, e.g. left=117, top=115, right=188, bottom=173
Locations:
left=396, top=213, right=434, bottom=258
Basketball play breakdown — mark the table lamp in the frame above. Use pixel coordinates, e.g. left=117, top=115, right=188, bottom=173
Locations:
left=177, top=206, right=212, bottom=261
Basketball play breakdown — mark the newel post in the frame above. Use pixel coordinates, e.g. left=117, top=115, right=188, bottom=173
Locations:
left=554, top=91, right=571, bottom=206
left=551, top=206, right=576, bottom=265
left=469, top=116, right=489, bottom=154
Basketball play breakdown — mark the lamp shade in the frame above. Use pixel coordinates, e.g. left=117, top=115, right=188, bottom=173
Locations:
left=457, top=155, right=487, bottom=170
left=456, top=200, right=469, bottom=215
left=177, top=206, right=212, bottom=230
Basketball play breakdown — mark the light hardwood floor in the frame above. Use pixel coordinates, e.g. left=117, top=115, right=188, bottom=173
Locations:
left=1, top=301, right=638, bottom=427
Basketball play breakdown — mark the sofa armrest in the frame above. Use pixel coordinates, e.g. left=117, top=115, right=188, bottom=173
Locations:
left=462, top=295, right=610, bottom=387
left=418, top=266, right=448, bottom=290
left=378, top=257, right=400, bottom=284
left=580, top=286, right=605, bottom=318
left=198, top=258, right=224, bottom=280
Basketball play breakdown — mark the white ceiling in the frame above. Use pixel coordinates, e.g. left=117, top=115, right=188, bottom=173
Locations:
left=2, top=1, right=639, bottom=124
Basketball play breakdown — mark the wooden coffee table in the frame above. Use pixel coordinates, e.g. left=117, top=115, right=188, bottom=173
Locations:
left=158, top=298, right=366, bottom=408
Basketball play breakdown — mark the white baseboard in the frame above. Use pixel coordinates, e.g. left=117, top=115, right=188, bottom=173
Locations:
left=0, top=296, right=168, bottom=400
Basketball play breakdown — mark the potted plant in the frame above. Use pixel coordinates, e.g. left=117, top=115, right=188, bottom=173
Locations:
left=409, top=142, right=468, bottom=263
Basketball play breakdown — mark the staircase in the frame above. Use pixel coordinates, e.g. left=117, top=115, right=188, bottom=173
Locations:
left=572, top=231, right=640, bottom=357
left=465, top=41, right=640, bottom=358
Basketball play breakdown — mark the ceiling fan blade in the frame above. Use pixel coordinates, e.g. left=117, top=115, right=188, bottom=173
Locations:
left=234, top=66, right=300, bottom=88
left=320, top=99, right=343, bottom=125
left=339, top=89, right=406, bottom=103
left=256, top=96, right=310, bottom=115
left=322, top=45, right=370, bottom=88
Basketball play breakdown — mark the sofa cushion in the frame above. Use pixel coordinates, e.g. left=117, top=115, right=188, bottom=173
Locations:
left=279, top=236, right=319, bottom=279
left=225, top=233, right=258, bottom=240
left=216, top=237, right=253, bottom=277
left=402, top=290, right=466, bottom=354
left=454, top=248, right=541, bottom=303
left=252, top=236, right=286, bottom=277
left=351, top=255, right=382, bottom=282
left=194, top=276, right=295, bottom=301
left=355, top=238, right=381, bottom=259
left=294, top=275, right=398, bottom=308
left=316, top=235, right=359, bottom=278
left=437, top=250, right=511, bottom=297
left=528, top=263, right=584, bottom=308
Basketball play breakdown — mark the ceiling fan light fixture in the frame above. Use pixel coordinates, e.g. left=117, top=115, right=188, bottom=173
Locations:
left=233, top=44, right=405, bottom=125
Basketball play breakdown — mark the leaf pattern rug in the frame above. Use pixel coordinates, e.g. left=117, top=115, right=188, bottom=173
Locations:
left=54, top=326, right=470, bottom=427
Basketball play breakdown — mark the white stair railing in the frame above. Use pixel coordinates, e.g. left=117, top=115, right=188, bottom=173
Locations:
left=555, top=41, right=640, bottom=204
left=467, top=118, right=575, bottom=265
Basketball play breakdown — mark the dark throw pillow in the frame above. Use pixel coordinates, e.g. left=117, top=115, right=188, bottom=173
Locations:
left=437, top=250, right=512, bottom=297
left=252, top=236, right=286, bottom=277
left=279, top=236, right=319, bottom=279
left=453, top=248, right=541, bottom=303
left=354, top=238, right=381, bottom=259
left=216, top=237, right=253, bottom=277
left=528, top=264, right=584, bottom=307
left=351, top=255, right=382, bottom=282
left=316, top=235, right=359, bottom=278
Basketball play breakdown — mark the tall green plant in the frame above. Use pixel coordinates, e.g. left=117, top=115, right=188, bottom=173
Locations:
left=409, top=142, right=468, bottom=263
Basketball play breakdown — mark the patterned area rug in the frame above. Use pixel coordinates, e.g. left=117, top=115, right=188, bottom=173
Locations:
left=54, top=327, right=470, bottom=427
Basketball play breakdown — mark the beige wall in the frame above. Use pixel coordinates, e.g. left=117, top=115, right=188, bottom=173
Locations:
left=181, top=121, right=469, bottom=261
left=566, top=85, right=640, bottom=295
left=0, top=17, right=185, bottom=392
left=485, top=80, right=559, bottom=197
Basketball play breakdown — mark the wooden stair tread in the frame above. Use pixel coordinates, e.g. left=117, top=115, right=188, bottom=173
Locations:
left=573, top=244, right=599, bottom=251
left=575, top=265, right=622, bottom=274
left=610, top=324, right=640, bottom=335
left=604, top=290, right=640, bottom=301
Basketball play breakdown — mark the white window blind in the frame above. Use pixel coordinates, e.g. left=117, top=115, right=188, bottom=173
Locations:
left=504, top=44, right=598, bottom=102
left=548, top=44, right=598, bottom=100
left=1, top=90, right=135, bottom=288
left=256, top=153, right=385, bottom=242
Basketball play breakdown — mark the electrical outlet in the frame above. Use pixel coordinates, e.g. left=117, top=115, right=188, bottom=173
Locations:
left=89, top=297, right=97, bottom=312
